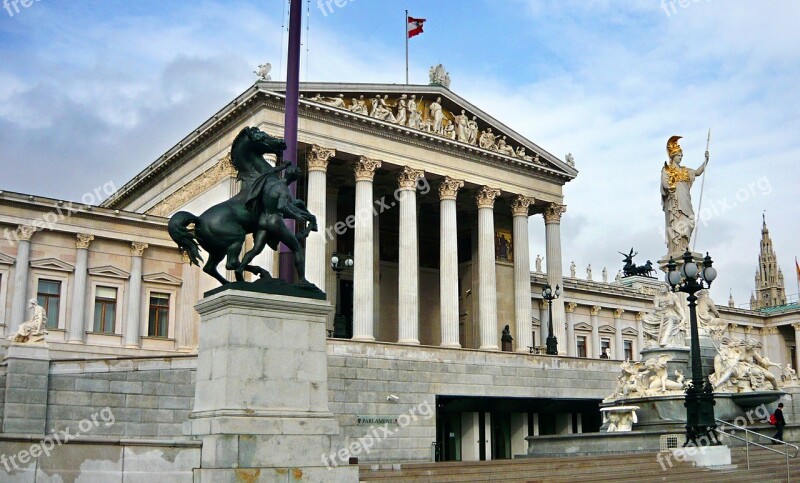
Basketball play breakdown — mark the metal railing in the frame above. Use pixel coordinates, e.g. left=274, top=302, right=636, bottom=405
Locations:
left=715, top=418, right=798, bottom=481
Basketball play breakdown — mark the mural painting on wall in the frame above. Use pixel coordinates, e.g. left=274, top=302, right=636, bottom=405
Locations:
left=495, top=229, right=513, bottom=262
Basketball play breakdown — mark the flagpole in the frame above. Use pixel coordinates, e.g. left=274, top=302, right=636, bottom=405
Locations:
left=405, top=9, right=409, bottom=84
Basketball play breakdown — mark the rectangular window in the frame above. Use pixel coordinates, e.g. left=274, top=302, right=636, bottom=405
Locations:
left=148, top=293, right=170, bottom=338
left=576, top=336, right=587, bottom=358
left=37, top=279, right=61, bottom=329
left=601, top=338, right=611, bottom=358
left=624, top=340, right=634, bottom=361
left=93, top=286, right=117, bottom=334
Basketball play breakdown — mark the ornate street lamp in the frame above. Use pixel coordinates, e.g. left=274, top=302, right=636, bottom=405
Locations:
left=330, top=252, right=354, bottom=338
left=542, top=283, right=561, bottom=355
left=666, top=250, right=720, bottom=447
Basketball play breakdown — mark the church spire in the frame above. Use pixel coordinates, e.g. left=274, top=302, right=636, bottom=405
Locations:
left=753, top=213, right=787, bottom=309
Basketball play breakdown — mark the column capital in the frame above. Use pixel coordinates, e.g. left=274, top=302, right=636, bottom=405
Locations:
left=438, top=176, right=464, bottom=201
left=590, top=305, right=601, bottom=316
left=131, top=241, right=148, bottom=257
left=397, top=166, right=424, bottom=190
left=475, top=186, right=501, bottom=209
left=16, top=225, right=36, bottom=241
left=511, top=194, right=534, bottom=217
left=543, top=203, right=567, bottom=224
left=76, top=234, right=94, bottom=249
left=307, top=145, right=336, bottom=172
left=539, top=299, right=548, bottom=310
left=613, top=308, right=624, bottom=319
left=636, top=311, right=646, bottom=321
left=565, top=302, right=577, bottom=313
left=354, top=156, right=382, bottom=182
left=793, top=323, right=800, bottom=331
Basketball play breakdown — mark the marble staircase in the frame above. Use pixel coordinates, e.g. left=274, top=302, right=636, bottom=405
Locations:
left=358, top=446, right=798, bottom=482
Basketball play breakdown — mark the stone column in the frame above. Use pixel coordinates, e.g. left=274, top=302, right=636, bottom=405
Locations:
left=177, top=252, right=199, bottom=351
left=793, top=324, right=800, bottom=370
left=539, top=300, right=548, bottom=347
left=476, top=186, right=501, bottom=351
left=124, top=242, right=147, bottom=348
left=305, top=145, right=336, bottom=291
left=9, top=225, right=35, bottom=336
left=397, top=166, right=424, bottom=345
left=544, top=203, right=567, bottom=354
left=439, top=177, right=464, bottom=348
left=636, top=312, right=646, bottom=360
left=67, top=234, right=94, bottom=343
left=565, top=302, right=577, bottom=357
left=511, top=194, right=534, bottom=353
left=352, top=156, right=381, bottom=341
left=613, top=308, right=624, bottom=360
left=590, top=305, right=601, bottom=358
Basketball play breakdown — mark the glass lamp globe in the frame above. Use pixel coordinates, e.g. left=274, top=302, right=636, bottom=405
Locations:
left=331, top=254, right=339, bottom=266
left=668, top=270, right=682, bottom=287
left=682, top=261, right=699, bottom=279
left=703, top=266, right=717, bottom=283
left=555, top=285, right=562, bottom=297
left=543, top=286, right=552, bottom=298
left=345, top=257, right=354, bottom=268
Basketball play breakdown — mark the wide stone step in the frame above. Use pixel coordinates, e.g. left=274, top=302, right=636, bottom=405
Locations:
left=359, top=447, right=800, bottom=483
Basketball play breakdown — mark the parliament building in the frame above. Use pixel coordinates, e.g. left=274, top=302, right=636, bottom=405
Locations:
left=0, top=79, right=798, bottom=472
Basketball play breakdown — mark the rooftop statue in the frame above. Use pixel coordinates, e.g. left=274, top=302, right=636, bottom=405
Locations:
left=168, top=127, right=318, bottom=291
left=661, top=136, right=709, bottom=256
left=254, top=63, right=272, bottom=81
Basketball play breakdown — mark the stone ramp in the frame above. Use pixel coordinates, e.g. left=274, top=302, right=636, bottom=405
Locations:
left=358, top=447, right=799, bottom=482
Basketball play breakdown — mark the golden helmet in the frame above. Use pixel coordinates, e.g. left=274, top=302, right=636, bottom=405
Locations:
left=667, top=136, right=683, bottom=157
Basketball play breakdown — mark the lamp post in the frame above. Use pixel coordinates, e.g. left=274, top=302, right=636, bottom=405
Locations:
left=666, top=250, right=720, bottom=447
left=330, top=251, right=354, bottom=338
left=542, top=283, right=561, bottom=355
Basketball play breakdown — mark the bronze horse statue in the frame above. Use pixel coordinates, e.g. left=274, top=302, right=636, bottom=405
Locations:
left=168, top=126, right=317, bottom=285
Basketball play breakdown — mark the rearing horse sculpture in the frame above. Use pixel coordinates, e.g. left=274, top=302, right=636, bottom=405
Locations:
left=168, top=126, right=317, bottom=285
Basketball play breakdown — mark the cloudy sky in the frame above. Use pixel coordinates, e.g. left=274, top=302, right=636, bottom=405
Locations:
left=1, top=0, right=798, bottom=306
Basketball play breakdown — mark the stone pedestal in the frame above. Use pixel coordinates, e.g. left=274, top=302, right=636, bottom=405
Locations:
left=188, top=290, right=358, bottom=482
left=3, top=343, right=50, bottom=435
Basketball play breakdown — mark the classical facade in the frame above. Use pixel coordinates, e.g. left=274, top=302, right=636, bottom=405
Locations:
left=1, top=80, right=799, bottom=470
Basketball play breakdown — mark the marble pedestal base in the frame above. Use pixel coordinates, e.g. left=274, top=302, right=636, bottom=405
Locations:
left=188, top=290, right=357, bottom=483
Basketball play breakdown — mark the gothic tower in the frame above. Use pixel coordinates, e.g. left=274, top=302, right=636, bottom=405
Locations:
left=753, top=214, right=787, bottom=309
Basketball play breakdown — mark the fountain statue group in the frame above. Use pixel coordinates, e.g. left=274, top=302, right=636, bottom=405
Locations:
left=605, top=135, right=791, bottom=408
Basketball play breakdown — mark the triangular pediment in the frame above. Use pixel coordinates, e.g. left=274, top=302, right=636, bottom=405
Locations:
left=0, top=253, right=14, bottom=265
left=293, top=83, right=576, bottom=178
left=574, top=322, right=593, bottom=331
left=622, top=327, right=639, bottom=336
left=142, top=272, right=182, bottom=286
left=30, top=258, right=74, bottom=272
left=598, top=324, right=616, bottom=334
left=88, top=265, right=130, bottom=279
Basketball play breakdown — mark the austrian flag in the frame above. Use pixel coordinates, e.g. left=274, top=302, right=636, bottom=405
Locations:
left=407, top=16, right=426, bottom=38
